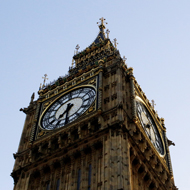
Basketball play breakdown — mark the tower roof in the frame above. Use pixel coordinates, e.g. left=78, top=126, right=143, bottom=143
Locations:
left=73, top=17, right=109, bottom=59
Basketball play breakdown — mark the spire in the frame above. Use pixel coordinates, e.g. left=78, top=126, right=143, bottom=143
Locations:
left=73, top=18, right=110, bottom=58
left=88, top=17, right=107, bottom=47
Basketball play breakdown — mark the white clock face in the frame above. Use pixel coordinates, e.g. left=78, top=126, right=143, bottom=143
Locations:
left=141, top=112, right=156, bottom=143
left=55, top=98, right=83, bottom=119
left=40, top=87, right=96, bottom=130
left=136, top=99, right=164, bottom=155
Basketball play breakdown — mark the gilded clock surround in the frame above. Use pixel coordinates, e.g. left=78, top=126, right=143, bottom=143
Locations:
left=36, top=78, right=98, bottom=140
left=39, top=85, right=97, bottom=131
left=135, top=96, right=166, bottom=157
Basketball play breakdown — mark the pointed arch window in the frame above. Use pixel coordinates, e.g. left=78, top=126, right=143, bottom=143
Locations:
left=46, top=182, right=50, bottom=190
left=88, top=164, right=92, bottom=190
left=56, top=178, right=60, bottom=190
left=77, top=169, right=81, bottom=190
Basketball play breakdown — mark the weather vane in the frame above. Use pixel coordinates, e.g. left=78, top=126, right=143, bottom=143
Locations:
left=42, top=74, right=48, bottom=87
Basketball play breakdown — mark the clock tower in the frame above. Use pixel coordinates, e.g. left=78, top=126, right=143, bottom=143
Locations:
left=11, top=18, right=177, bottom=190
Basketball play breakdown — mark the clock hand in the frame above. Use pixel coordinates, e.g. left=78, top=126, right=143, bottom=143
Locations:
left=58, top=112, right=66, bottom=119
left=64, top=103, right=74, bottom=125
left=144, top=123, right=152, bottom=140
left=56, top=120, right=61, bottom=126
left=64, top=111, right=69, bottom=125
left=58, top=103, right=74, bottom=120
left=145, top=124, right=150, bottom=128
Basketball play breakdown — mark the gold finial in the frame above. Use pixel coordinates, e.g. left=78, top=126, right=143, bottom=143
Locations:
left=75, top=44, right=80, bottom=54
left=123, top=56, right=127, bottom=63
left=106, top=29, right=110, bottom=38
left=151, top=100, right=156, bottom=108
left=97, top=17, right=107, bottom=29
left=30, top=92, right=35, bottom=105
left=42, top=74, right=48, bottom=87
left=161, top=118, right=165, bottom=125
left=113, top=38, right=118, bottom=48
left=72, top=58, right=75, bottom=68
left=40, top=83, right=42, bottom=89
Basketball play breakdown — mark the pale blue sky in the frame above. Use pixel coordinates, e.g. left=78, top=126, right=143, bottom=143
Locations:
left=1, top=1, right=189, bottom=189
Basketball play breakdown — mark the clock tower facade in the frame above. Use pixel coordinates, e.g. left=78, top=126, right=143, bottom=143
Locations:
left=12, top=18, right=177, bottom=190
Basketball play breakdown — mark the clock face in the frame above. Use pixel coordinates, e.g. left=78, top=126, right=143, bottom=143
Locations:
left=40, top=86, right=96, bottom=130
left=136, top=99, right=164, bottom=155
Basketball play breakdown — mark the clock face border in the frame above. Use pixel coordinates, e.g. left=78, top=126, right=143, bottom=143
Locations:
left=38, top=85, right=97, bottom=131
left=135, top=96, right=166, bottom=157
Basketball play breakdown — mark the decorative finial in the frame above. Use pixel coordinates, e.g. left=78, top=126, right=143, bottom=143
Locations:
left=151, top=100, right=156, bottom=108
left=40, top=83, right=42, bottom=89
left=123, top=56, right=127, bottom=63
left=75, top=44, right=80, bottom=54
left=30, top=93, right=35, bottom=105
left=113, top=38, right=118, bottom=48
left=97, top=17, right=107, bottom=30
left=106, top=29, right=110, bottom=39
left=42, top=74, right=48, bottom=87
left=72, top=58, right=75, bottom=68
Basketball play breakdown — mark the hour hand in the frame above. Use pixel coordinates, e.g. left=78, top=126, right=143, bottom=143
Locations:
left=58, top=112, right=65, bottom=119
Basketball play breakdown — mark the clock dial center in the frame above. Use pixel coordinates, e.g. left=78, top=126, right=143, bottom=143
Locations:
left=55, top=98, right=83, bottom=119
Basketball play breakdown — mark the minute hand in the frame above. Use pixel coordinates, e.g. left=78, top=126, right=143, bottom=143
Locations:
left=58, top=103, right=74, bottom=121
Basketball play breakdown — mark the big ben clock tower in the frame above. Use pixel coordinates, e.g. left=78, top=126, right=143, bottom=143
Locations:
left=11, top=18, right=177, bottom=190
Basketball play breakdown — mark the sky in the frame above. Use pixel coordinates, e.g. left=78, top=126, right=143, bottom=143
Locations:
left=0, top=1, right=189, bottom=189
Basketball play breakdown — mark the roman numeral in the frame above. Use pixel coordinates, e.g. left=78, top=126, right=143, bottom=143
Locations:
left=81, top=92, right=89, bottom=99
left=57, top=99, right=63, bottom=104
left=68, top=93, right=72, bottom=100
left=81, top=104, right=88, bottom=108
left=56, top=120, right=61, bottom=126
left=83, top=97, right=90, bottom=102
left=75, top=112, right=80, bottom=117
left=50, top=119, right=55, bottom=124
